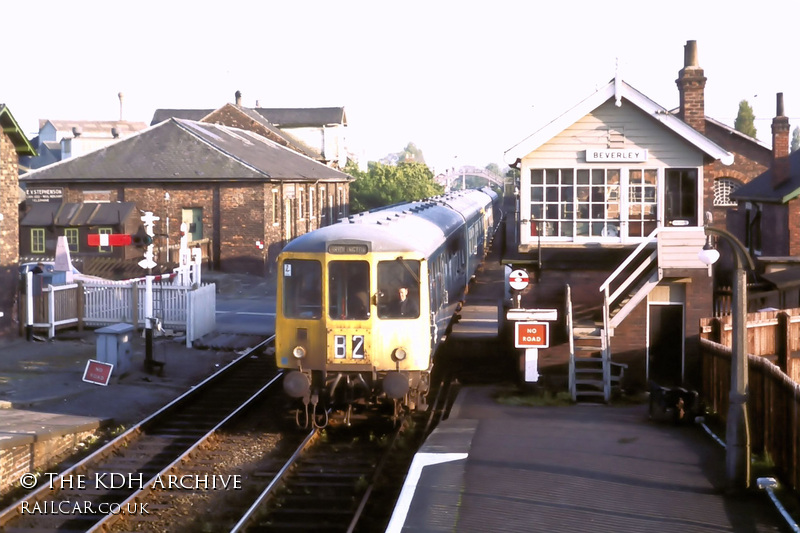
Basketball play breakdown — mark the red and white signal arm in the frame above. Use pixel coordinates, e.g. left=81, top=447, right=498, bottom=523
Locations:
left=88, top=234, right=132, bottom=247
left=515, top=321, right=549, bottom=348
left=508, top=269, right=529, bottom=291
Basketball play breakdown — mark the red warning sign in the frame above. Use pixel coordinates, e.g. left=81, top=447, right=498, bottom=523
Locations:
left=83, top=360, right=113, bottom=386
left=514, top=322, right=550, bottom=348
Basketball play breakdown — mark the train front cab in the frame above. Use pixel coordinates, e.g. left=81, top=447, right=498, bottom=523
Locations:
left=276, top=249, right=433, bottom=423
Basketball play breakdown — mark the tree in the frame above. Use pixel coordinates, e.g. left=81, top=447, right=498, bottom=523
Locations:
left=399, top=142, right=425, bottom=164
left=792, top=126, right=800, bottom=153
left=347, top=160, right=443, bottom=212
left=734, top=100, right=757, bottom=138
left=380, top=142, right=426, bottom=166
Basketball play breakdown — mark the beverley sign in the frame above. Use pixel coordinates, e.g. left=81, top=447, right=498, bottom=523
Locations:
left=585, top=149, right=648, bottom=162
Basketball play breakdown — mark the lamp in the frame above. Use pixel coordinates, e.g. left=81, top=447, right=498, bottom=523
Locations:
left=698, top=235, right=720, bottom=265
left=701, top=225, right=755, bottom=491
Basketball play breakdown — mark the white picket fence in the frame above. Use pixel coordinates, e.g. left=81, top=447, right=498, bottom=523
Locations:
left=28, top=278, right=216, bottom=347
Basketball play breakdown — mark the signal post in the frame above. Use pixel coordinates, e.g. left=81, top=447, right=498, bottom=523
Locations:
left=506, top=268, right=557, bottom=383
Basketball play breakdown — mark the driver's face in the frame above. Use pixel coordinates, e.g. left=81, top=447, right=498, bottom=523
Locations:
left=398, top=287, right=408, bottom=300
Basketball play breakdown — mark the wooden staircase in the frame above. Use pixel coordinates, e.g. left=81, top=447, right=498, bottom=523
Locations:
left=567, top=227, right=709, bottom=402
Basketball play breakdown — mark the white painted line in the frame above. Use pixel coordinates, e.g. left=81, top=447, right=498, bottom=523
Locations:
left=215, top=311, right=275, bottom=316
left=385, top=452, right=468, bottom=533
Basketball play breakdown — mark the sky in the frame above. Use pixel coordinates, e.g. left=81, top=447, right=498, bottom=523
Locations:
left=4, top=0, right=800, bottom=174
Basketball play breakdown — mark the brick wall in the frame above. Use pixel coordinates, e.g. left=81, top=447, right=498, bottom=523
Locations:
left=0, top=130, right=20, bottom=332
left=0, top=429, right=99, bottom=497
left=516, top=256, right=713, bottom=391
left=37, top=177, right=350, bottom=277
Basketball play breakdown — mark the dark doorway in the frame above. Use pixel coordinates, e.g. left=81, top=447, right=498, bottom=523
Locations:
left=665, top=169, right=698, bottom=227
left=649, top=304, right=683, bottom=386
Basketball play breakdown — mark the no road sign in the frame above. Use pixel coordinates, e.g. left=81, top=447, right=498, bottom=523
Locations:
left=508, top=269, right=529, bottom=291
left=515, top=322, right=550, bottom=348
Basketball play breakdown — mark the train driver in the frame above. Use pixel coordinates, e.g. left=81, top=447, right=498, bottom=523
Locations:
left=392, top=286, right=419, bottom=318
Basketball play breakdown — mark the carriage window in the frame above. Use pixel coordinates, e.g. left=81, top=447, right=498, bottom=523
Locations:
left=329, top=261, right=370, bottom=320
left=282, top=260, right=322, bottom=319
left=378, top=260, right=420, bottom=319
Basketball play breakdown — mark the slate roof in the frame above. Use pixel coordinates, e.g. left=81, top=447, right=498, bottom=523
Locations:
left=256, top=107, right=347, bottom=127
left=39, top=119, right=148, bottom=138
left=151, top=106, right=347, bottom=128
left=731, top=150, right=800, bottom=203
left=20, top=202, right=137, bottom=226
left=20, top=118, right=352, bottom=184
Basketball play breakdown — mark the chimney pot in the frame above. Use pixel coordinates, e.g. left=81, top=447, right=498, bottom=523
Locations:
left=777, top=92, right=785, bottom=117
left=235, top=90, right=242, bottom=106
left=684, top=40, right=699, bottom=68
left=111, top=127, right=119, bottom=138
left=772, top=92, right=791, bottom=188
left=72, top=126, right=82, bottom=137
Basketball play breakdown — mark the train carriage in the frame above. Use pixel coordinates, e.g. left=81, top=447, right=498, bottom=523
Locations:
left=275, top=188, right=499, bottom=427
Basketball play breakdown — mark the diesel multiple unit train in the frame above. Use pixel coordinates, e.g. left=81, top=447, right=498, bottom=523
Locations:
left=275, top=187, right=501, bottom=427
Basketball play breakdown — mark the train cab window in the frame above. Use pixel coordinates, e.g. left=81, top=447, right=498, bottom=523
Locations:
left=377, top=260, right=420, bottom=319
left=282, top=260, right=322, bottom=319
left=328, top=261, right=370, bottom=320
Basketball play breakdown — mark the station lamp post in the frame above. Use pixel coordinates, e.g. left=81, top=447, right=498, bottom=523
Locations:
left=698, top=225, right=755, bottom=491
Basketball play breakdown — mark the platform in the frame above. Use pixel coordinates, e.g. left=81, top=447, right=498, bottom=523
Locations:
left=389, top=386, right=791, bottom=532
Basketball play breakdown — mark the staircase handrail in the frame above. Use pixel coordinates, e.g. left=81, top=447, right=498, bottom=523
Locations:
left=598, top=226, right=661, bottom=294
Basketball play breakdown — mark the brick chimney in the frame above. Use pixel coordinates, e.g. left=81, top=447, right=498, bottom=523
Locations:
left=676, top=40, right=706, bottom=134
left=772, top=92, right=791, bottom=189
left=235, top=90, right=242, bottom=106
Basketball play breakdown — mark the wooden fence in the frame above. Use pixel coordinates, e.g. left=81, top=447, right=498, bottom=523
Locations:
left=700, top=307, right=800, bottom=490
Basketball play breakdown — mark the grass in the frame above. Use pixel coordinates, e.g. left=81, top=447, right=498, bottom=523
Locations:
left=492, top=384, right=573, bottom=407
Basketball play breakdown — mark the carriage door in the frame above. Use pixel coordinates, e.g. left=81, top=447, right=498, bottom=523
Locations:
left=648, top=304, right=684, bottom=386
left=664, top=169, right=698, bottom=227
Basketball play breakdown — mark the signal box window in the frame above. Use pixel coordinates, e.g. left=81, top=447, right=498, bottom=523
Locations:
left=282, top=260, right=322, bottom=319
left=378, top=260, right=420, bottom=319
left=328, top=261, right=370, bottom=320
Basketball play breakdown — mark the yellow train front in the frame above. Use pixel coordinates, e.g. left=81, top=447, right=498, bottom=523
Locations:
left=275, top=189, right=499, bottom=427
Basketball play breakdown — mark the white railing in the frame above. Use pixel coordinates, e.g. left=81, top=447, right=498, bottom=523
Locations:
left=25, top=278, right=216, bottom=344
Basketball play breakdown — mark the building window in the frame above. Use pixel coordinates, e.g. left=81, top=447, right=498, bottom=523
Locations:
left=529, top=168, right=620, bottom=238
left=628, top=169, right=658, bottom=237
left=298, top=187, right=305, bottom=220
left=309, top=187, right=315, bottom=220
left=65, top=228, right=79, bottom=253
left=320, top=190, right=326, bottom=220
left=337, top=187, right=345, bottom=218
left=714, top=177, right=742, bottom=206
left=98, top=227, right=113, bottom=253
left=272, top=189, right=279, bottom=225
left=32, top=228, right=45, bottom=254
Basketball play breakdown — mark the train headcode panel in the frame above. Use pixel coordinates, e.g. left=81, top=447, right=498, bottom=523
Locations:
left=514, top=322, right=550, bottom=349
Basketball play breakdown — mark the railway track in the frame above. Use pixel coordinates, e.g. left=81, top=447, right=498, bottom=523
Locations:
left=230, top=368, right=460, bottom=533
left=1, top=333, right=465, bottom=532
left=0, top=335, right=278, bottom=532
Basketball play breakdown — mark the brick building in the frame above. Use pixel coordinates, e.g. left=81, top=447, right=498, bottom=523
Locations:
left=731, top=93, right=800, bottom=258
left=0, top=104, right=36, bottom=332
left=503, top=41, right=773, bottom=394
left=19, top=118, right=353, bottom=276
